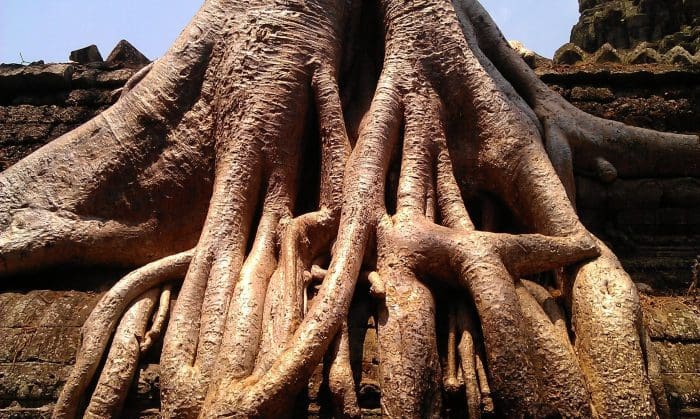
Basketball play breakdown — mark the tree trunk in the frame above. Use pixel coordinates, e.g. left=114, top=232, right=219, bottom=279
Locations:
left=0, top=0, right=698, bottom=417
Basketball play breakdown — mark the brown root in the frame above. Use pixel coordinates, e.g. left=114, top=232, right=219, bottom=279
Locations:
left=53, top=250, right=192, bottom=418
left=520, top=279, right=571, bottom=352
left=572, top=241, right=657, bottom=417
left=327, top=321, right=361, bottom=419
left=140, top=283, right=173, bottom=355
left=376, top=260, right=443, bottom=417
left=84, top=288, right=159, bottom=418
left=515, top=281, right=591, bottom=417
left=455, top=300, right=482, bottom=419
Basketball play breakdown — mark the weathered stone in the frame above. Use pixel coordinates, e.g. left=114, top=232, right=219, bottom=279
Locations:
left=577, top=178, right=700, bottom=210
left=592, top=43, right=622, bottom=64
left=95, top=68, right=137, bottom=87
left=570, top=86, right=615, bottom=102
left=70, top=68, right=99, bottom=87
left=0, top=291, right=56, bottom=328
left=106, top=40, right=150, bottom=68
left=0, top=328, right=34, bottom=363
left=0, top=406, right=52, bottom=419
left=665, top=45, right=698, bottom=66
left=0, top=363, right=70, bottom=401
left=572, top=0, right=696, bottom=52
left=652, top=342, right=700, bottom=373
left=68, top=45, right=103, bottom=64
left=659, top=30, right=693, bottom=53
left=0, top=64, right=74, bottom=97
left=553, top=43, right=586, bottom=65
left=643, top=296, right=700, bottom=341
left=663, top=373, right=700, bottom=414
left=626, top=43, right=663, bottom=64
left=569, top=0, right=700, bottom=71
left=15, top=327, right=80, bottom=364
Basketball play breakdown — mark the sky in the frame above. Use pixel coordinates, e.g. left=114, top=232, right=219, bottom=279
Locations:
left=0, top=1, right=579, bottom=64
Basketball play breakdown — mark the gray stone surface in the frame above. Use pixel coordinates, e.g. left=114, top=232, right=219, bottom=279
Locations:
left=106, top=40, right=150, bottom=68
left=69, top=45, right=103, bottom=64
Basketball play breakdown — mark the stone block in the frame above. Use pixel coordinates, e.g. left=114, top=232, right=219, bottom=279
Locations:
left=652, top=342, right=700, bottom=373
left=570, top=86, right=615, bottom=102
left=106, top=40, right=150, bottom=68
left=0, top=292, right=56, bottom=328
left=69, top=45, right=103, bottom=64
left=643, top=296, right=700, bottom=341
left=554, top=43, right=586, bottom=65
left=0, top=363, right=70, bottom=401
left=0, top=64, right=74, bottom=96
left=15, top=327, right=80, bottom=364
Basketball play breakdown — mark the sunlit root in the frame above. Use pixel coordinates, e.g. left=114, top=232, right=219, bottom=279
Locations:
left=515, top=281, right=591, bottom=417
left=455, top=300, right=482, bottom=419
left=327, top=321, right=361, bottom=418
left=376, top=265, right=443, bottom=417
left=53, top=250, right=192, bottom=418
left=140, top=284, right=172, bottom=355
left=520, top=279, right=571, bottom=352
left=366, top=271, right=386, bottom=300
left=84, top=288, right=159, bottom=418
left=572, top=241, right=658, bottom=417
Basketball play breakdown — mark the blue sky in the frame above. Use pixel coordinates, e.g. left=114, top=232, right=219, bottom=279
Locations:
left=0, top=1, right=579, bottom=64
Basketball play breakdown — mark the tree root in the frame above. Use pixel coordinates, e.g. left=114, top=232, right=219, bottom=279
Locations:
left=53, top=250, right=192, bottom=418
left=455, top=299, right=483, bottom=419
left=377, top=264, right=443, bottom=417
left=457, top=0, right=700, bottom=183
left=84, top=288, right=159, bottom=418
left=140, top=284, right=173, bottom=355
left=515, top=281, right=591, bottom=417
left=572, top=241, right=658, bottom=418
left=326, top=321, right=361, bottom=419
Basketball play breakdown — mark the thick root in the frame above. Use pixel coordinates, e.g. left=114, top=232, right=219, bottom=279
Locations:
left=376, top=263, right=443, bottom=417
left=521, top=279, right=571, bottom=352
left=53, top=250, right=192, bottom=418
left=326, top=321, right=361, bottom=419
left=140, top=284, right=173, bottom=355
left=84, top=288, right=159, bottom=418
left=572, top=241, right=657, bottom=417
left=197, top=71, right=402, bottom=418
left=515, top=281, right=591, bottom=417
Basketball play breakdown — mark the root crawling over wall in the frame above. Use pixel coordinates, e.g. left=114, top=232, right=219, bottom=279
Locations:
left=1, top=0, right=698, bottom=417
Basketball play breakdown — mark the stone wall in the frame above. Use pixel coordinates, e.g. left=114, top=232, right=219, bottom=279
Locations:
left=539, top=64, right=700, bottom=292
left=572, top=0, right=699, bottom=53
left=0, top=59, right=698, bottom=417
left=556, top=0, right=700, bottom=67
left=0, top=63, right=138, bottom=172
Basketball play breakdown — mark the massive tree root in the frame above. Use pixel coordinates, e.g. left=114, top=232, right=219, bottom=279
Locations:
left=1, top=0, right=698, bottom=417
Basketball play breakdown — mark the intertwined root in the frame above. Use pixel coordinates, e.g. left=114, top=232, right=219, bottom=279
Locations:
left=1, top=0, right=698, bottom=417
left=53, top=251, right=193, bottom=418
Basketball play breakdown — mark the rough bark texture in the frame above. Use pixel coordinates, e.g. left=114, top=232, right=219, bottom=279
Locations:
left=1, top=0, right=699, bottom=417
